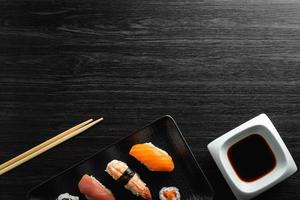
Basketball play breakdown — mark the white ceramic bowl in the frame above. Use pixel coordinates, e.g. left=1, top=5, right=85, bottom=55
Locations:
left=207, top=113, right=297, bottom=200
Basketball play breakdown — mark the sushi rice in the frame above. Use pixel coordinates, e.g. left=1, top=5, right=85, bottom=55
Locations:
left=159, top=187, right=180, bottom=200
left=56, top=193, right=79, bottom=200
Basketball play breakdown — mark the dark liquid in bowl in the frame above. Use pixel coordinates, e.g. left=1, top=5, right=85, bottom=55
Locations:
left=227, top=134, right=276, bottom=182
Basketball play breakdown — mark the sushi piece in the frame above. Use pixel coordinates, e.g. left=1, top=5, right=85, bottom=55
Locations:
left=129, top=142, right=175, bottom=172
left=106, top=160, right=152, bottom=200
left=159, top=187, right=181, bottom=200
left=78, top=174, right=115, bottom=200
left=56, top=193, right=79, bottom=200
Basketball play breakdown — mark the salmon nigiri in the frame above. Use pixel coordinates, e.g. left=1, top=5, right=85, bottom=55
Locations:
left=129, top=142, right=175, bottom=172
left=78, top=174, right=115, bottom=200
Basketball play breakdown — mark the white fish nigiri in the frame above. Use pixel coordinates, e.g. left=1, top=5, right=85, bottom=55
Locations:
left=106, top=160, right=152, bottom=200
left=78, top=174, right=115, bottom=200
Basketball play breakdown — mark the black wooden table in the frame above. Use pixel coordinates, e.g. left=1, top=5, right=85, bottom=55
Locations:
left=0, top=0, right=299, bottom=199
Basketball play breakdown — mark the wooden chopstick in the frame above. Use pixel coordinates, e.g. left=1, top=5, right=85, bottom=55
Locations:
left=0, top=118, right=93, bottom=171
left=0, top=118, right=103, bottom=176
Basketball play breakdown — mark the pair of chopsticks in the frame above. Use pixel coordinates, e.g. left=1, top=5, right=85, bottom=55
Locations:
left=0, top=117, right=103, bottom=176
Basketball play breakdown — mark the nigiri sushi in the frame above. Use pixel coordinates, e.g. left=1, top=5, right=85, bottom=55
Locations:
left=159, top=187, right=181, bottom=200
left=129, top=142, right=175, bottom=172
left=106, top=160, right=152, bottom=200
left=78, top=174, right=115, bottom=200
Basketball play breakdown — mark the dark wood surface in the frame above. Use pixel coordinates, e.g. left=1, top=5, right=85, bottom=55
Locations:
left=0, top=0, right=299, bottom=199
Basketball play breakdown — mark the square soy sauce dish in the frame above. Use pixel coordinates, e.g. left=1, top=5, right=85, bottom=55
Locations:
left=208, top=113, right=297, bottom=200
left=28, top=115, right=214, bottom=200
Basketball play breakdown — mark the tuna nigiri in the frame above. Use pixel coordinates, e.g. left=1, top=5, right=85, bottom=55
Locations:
left=78, top=174, right=115, bottom=200
left=106, top=160, right=152, bottom=200
left=129, top=142, right=175, bottom=172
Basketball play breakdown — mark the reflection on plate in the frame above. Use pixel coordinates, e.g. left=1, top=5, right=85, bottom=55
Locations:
left=28, top=115, right=214, bottom=200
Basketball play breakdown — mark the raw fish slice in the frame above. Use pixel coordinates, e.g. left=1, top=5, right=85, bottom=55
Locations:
left=78, top=174, right=115, bottom=200
left=129, top=143, right=175, bottom=172
left=106, top=160, right=152, bottom=200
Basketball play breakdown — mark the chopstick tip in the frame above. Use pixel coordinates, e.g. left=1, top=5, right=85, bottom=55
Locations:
left=92, top=117, right=104, bottom=124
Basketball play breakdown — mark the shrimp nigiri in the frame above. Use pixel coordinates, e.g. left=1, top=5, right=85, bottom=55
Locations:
left=106, top=160, right=152, bottom=200
left=78, top=174, right=115, bottom=200
left=129, top=142, right=175, bottom=172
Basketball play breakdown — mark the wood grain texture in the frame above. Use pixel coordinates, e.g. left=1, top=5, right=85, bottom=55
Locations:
left=0, top=0, right=299, bottom=199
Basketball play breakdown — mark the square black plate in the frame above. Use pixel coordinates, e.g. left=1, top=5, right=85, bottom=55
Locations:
left=28, top=115, right=214, bottom=200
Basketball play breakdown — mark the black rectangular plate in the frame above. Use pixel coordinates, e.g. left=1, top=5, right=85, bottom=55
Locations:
left=28, top=115, right=214, bottom=200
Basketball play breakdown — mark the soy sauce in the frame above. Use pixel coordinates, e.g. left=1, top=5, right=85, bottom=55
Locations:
left=227, top=134, right=276, bottom=182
